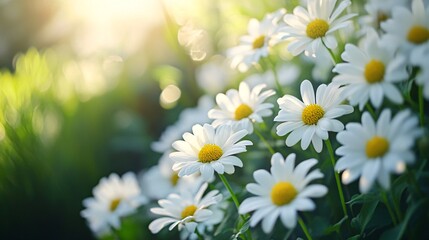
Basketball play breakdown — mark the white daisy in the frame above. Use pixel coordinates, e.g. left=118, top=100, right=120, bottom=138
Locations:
left=139, top=151, right=203, bottom=200
left=208, top=82, right=275, bottom=134
left=333, top=29, right=408, bottom=110
left=151, top=96, right=214, bottom=153
left=274, top=80, right=353, bottom=153
left=81, top=172, right=148, bottom=236
left=410, top=42, right=429, bottom=99
left=170, top=123, right=252, bottom=181
left=381, top=0, right=429, bottom=56
left=281, top=0, right=356, bottom=57
left=335, top=109, right=421, bottom=193
left=239, top=152, right=327, bottom=233
left=359, top=0, right=407, bottom=33
left=148, top=183, right=223, bottom=236
left=227, top=9, right=286, bottom=72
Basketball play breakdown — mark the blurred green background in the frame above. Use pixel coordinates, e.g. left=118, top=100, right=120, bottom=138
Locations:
left=0, top=0, right=298, bottom=239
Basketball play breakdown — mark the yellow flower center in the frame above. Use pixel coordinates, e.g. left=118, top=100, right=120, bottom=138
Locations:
left=366, top=136, right=389, bottom=158
left=364, top=59, right=385, bottom=84
left=302, top=104, right=325, bottom=125
left=109, top=198, right=121, bottom=212
left=407, top=25, right=429, bottom=44
left=306, top=19, right=329, bottom=39
left=170, top=172, right=179, bottom=186
left=271, top=182, right=298, bottom=206
left=181, top=205, right=197, bottom=219
left=198, top=144, right=223, bottom=163
left=234, top=104, right=253, bottom=120
left=252, top=35, right=266, bottom=49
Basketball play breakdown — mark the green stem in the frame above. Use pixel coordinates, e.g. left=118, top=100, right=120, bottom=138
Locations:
left=298, top=217, right=313, bottom=240
left=418, top=86, right=425, bottom=127
left=321, top=39, right=339, bottom=64
left=195, top=228, right=204, bottom=240
left=218, top=174, right=245, bottom=222
left=254, top=127, right=275, bottom=154
left=325, top=139, right=348, bottom=218
left=365, top=103, right=377, bottom=119
left=266, top=57, right=284, bottom=96
left=381, top=191, right=398, bottom=226
left=390, top=190, right=403, bottom=222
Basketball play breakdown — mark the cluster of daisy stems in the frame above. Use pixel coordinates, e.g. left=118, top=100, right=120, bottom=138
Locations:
left=81, top=0, right=429, bottom=239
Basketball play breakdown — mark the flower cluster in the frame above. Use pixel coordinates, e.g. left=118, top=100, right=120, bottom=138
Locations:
left=81, top=0, right=427, bottom=239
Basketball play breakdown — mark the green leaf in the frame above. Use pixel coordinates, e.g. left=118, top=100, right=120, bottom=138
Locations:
left=346, top=235, right=361, bottom=240
left=324, top=215, right=348, bottom=234
left=356, top=199, right=379, bottom=234
left=231, top=219, right=250, bottom=240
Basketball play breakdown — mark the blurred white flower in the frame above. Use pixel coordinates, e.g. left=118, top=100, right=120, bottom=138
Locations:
left=333, top=29, right=408, bottom=110
left=170, top=124, right=252, bottom=181
left=281, top=0, right=356, bottom=57
left=148, top=183, right=223, bottom=236
left=335, top=109, right=421, bottom=193
left=151, top=95, right=214, bottom=153
left=239, top=153, right=327, bottom=233
left=410, top=36, right=429, bottom=99
left=195, top=56, right=233, bottom=95
left=208, top=82, right=275, bottom=134
left=139, top=151, right=203, bottom=200
left=243, top=63, right=300, bottom=88
left=227, top=9, right=286, bottom=72
left=275, top=80, right=353, bottom=153
left=359, top=0, right=407, bottom=33
left=81, top=172, right=148, bottom=236
left=381, top=0, right=429, bottom=56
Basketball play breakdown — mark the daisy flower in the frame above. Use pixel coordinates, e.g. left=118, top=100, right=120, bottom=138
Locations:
left=332, top=29, right=408, bottom=110
left=170, top=123, right=252, bottom=181
left=151, top=96, right=213, bottom=153
left=274, top=80, right=353, bottom=153
left=410, top=42, right=429, bottom=99
left=335, top=109, right=421, bottom=193
left=208, top=82, right=275, bottom=134
left=227, top=9, right=286, bottom=72
left=359, top=0, right=407, bottom=32
left=381, top=0, right=429, bottom=56
left=139, top=152, right=203, bottom=200
left=281, top=0, right=356, bottom=57
left=239, top=152, right=327, bottom=233
left=81, top=172, right=148, bottom=236
left=149, top=183, right=223, bottom=236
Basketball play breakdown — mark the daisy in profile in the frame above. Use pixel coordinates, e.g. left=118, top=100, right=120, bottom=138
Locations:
left=227, top=9, right=286, bottom=72
left=140, top=152, right=203, bottom=200
left=274, top=80, right=353, bottom=153
left=333, top=29, right=408, bottom=110
left=281, top=0, right=356, bottom=57
left=335, top=109, right=421, bottom=193
left=208, top=82, right=275, bottom=134
left=81, top=172, right=148, bottom=236
left=381, top=0, right=429, bottom=55
left=170, top=123, right=252, bottom=181
left=149, top=183, right=223, bottom=237
left=239, top=153, right=327, bottom=233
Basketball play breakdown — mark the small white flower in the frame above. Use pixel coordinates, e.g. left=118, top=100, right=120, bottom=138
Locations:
left=359, top=0, right=407, bottom=33
left=410, top=43, right=429, bottom=99
left=281, top=0, right=356, bottom=57
left=335, top=109, right=421, bottom=193
left=333, top=29, right=408, bottom=110
left=148, top=183, right=223, bottom=236
left=152, top=96, right=214, bottom=153
left=195, top=56, right=234, bottom=95
left=81, top=172, right=148, bottom=236
left=239, top=153, right=327, bottom=233
left=227, top=9, right=286, bottom=72
left=208, top=82, right=275, bottom=134
left=381, top=0, right=429, bottom=56
left=275, top=80, right=353, bottom=153
left=140, top=152, right=203, bottom=200
left=170, top=123, right=252, bottom=181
